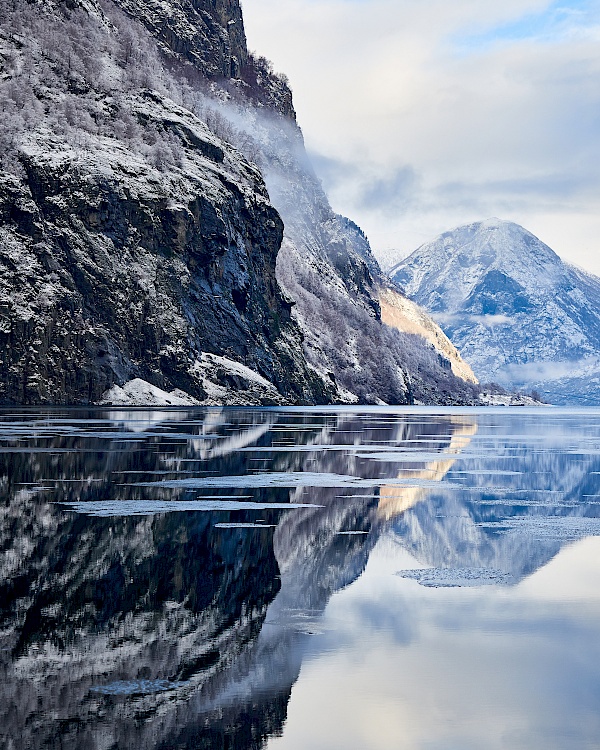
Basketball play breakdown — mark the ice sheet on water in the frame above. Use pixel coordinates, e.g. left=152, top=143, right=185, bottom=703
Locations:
left=451, top=470, right=523, bottom=476
left=354, top=451, right=499, bottom=463
left=214, top=523, right=276, bottom=529
left=396, top=568, right=514, bottom=588
left=60, top=499, right=323, bottom=517
left=134, top=472, right=464, bottom=489
left=477, top=516, right=600, bottom=540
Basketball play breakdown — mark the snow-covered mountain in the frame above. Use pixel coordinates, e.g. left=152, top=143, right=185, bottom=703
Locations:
left=390, top=219, right=600, bottom=404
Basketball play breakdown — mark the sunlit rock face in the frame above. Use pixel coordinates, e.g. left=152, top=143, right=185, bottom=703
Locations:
left=391, top=219, right=600, bottom=404
left=378, top=286, right=478, bottom=385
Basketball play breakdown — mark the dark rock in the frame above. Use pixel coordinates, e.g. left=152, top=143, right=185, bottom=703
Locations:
left=0, top=96, right=328, bottom=404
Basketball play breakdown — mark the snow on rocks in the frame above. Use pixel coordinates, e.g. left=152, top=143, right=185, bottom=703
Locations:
left=191, top=353, right=287, bottom=406
left=97, top=354, right=291, bottom=407
left=478, top=393, right=547, bottom=407
left=391, top=219, right=600, bottom=404
left=98, top=378, right=200, bottom=406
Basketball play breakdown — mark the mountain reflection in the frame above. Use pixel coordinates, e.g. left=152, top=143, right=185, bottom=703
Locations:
left=1, top=408, right=600, bottom=749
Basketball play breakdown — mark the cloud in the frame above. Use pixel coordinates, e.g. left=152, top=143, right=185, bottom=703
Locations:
left=433, top=313, right=513, bottom=327
left=358, top=167, right=418, bottom=213
left=242, top=0, right=600, bottom=273
left=310, top=154, right=418, bottom=216
left=503, top=356, right=600, bottom=384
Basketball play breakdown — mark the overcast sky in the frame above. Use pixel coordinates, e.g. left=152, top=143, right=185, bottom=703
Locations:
left=242, top=0, right=600, bottom=274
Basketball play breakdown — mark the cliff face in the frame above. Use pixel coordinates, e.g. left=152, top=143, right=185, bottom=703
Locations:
left=0, top=94, right=323, bottom=404
left=0, top=0, right=327, bottom=405
left=205, top=78, right=479, bottom=404
left=0, top=0, right=479, bottom=405
left=113, top=0, right=248, bottom=78
left=112, top=0, right=296, bottom=117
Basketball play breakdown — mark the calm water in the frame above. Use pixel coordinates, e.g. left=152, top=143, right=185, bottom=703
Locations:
left=2, top=407, right=600, bottom=750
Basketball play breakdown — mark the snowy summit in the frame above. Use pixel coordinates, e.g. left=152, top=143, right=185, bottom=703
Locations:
left=391, top=219, right=600, bottom=404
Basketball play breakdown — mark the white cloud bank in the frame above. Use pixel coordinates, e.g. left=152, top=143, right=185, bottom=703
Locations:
left=243, top=0, right=600, bottom=273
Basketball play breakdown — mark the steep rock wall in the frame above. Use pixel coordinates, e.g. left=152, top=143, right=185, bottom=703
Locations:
left=113, top=0, right=248, bottom=78
left=0, top=0, right=481, bottom=405
left=0, top=1, right=329, bottom=404
left=0, top=92, right=326, bottom=404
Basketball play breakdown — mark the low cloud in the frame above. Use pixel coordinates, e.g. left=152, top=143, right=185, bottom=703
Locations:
left=432, top=313, right=513, bottom=327
left=502, top=356, right=600, bottom=385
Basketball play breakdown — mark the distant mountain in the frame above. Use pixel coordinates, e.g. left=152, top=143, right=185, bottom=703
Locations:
left=390, top=219, right=600, bottom=404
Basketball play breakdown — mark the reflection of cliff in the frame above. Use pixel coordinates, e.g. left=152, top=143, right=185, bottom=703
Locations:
left=387, top=416, right=600, bottom=581
left=3, top=410, right=599, bottom=749
left=209, top=412, right=600, bottom=735
left=1, top=505, right=281, bottom=750
left=151, top=413, right=473, bottom=744
left=378, top=418, right=477, bottom=520
left=0, top=409, right=467, bottom=749
left=0, top=409, right=291, bottom=750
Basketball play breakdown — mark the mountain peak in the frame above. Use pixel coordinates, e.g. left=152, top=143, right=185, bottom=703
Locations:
left=473, top=217, right=511, bottom=230
left=402, top=218, right=563, bottom=289
left=390, top=220, right=600, bottom=404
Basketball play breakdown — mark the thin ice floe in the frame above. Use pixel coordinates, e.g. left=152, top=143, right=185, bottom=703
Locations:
left=354, top=451, right=501, bottom=462
left=477, top=516, right=600, bottom=540
left=396, top=568, right=513, bottom=588
left=60, top=500, right=323, bottom=517
left=133, top=472, right=463, bottom=489
left=90, top=679, right=185, bottom=695
left=214, top=523, right=276, bottom=529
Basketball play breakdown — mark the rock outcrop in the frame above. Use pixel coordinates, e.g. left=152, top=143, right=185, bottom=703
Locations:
left=114, top=0, right=248, bottom=79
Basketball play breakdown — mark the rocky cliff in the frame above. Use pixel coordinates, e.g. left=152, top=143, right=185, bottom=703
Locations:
left=0, top=0, right=480, bottom=405
left=114, top=0, right=248, bottom=78
left=0, top=0, right=327, bottom=405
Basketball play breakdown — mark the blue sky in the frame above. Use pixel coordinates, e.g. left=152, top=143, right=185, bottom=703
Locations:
left=456, top=1, right=599, bottom=49
left=243, top=0, right=600, bottom=273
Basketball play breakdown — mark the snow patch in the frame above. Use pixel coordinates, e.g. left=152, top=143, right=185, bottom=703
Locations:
left=191, top=353, right=286, bottom=406
left=478, top=393, right=546, bottom=406
left=98, top=379, right=199, bottom=407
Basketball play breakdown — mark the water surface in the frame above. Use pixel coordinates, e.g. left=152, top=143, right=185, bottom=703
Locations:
left=2, top=407, right=600, bottom=749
